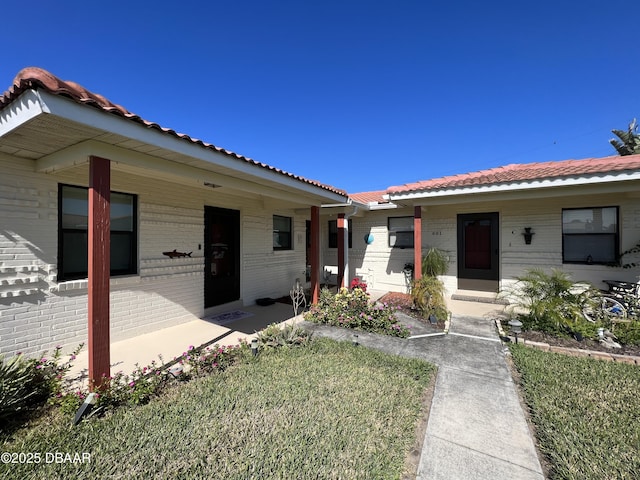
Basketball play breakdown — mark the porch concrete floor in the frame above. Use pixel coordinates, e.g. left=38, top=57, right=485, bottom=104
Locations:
left=67, top=302, right=299, bottom=387
left=67, top=291, right=508, bottom=387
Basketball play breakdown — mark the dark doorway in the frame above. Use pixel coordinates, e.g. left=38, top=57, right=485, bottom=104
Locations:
left=204, top=206, right=240, bottom=308
left=457, top=212, right=499, bottom=289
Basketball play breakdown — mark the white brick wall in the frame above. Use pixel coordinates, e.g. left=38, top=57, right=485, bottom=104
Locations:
left=1, top=154, right=310, bottom=358
left=323, top=192, right=640, bottom=297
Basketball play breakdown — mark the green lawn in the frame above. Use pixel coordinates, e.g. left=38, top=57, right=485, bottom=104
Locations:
left=1, top=339, right=435, bottom=480
left=509, top=344, right=640, bottom=480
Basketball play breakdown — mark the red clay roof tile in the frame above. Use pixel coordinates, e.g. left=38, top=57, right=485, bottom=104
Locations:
left=386, top=155, right=640, bottom=195
left=349, top=190, right=389, bottom=205
left=0, top=67, right=347, bottom=197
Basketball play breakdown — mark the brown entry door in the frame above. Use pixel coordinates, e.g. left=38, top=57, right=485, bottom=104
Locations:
left=204, top=206, right=240, bottom=308
left=457, top=212, right=499, bottom=282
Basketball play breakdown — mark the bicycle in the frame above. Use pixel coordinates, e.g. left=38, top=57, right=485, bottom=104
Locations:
left=582, top=293, right=630, bottom=333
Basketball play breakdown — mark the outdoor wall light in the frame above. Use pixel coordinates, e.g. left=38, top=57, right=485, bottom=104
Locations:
left=251, top=338, right=259, bottom=356
left=522, top=227, right=534, bottom=245
left=508, top=319, right=522, bottom=344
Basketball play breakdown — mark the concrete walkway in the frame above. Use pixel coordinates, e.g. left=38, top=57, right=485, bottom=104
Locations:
left=302, top=305, right=546, bottom=480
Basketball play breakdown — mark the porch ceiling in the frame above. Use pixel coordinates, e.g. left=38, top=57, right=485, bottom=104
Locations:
left=0, top=68, right=349, bottom=208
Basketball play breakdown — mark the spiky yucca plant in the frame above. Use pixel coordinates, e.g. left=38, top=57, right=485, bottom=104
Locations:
left=411, top=275, right=449, bottom=320
left=0, top=354, right=39, bottom=424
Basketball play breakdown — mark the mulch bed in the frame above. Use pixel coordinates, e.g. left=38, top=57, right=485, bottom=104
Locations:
left=276, top=290, right=640, bottom=355
left=378, top=291, right=447, bottom=332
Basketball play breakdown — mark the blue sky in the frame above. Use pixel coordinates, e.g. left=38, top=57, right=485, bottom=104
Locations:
left=2, top=1, right=639, bottom=193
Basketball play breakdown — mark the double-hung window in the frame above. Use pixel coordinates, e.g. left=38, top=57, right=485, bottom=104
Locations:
left=328, top=219, right=353, bottom=248
left=388, top=216, right=414, bottom=248
left=562, top=207, right=618, bottom=264
left=59, top=184, right=137, bottom=281
left=273, top=215, right=292, bottom=250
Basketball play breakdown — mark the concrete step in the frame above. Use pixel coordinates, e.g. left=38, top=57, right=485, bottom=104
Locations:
left=451, top=289, right=509, bottom=305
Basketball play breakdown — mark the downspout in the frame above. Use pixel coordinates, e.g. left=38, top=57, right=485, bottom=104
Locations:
left=342, top=204, right=359, bottom=288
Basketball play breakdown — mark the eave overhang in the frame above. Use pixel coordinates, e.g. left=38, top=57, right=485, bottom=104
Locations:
left=0, top=87, right=348, bottom=207
left=387, top=171, right=640, bottom=207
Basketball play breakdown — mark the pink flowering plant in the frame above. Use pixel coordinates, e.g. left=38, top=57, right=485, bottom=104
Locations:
left=32, top=343, right=85, bottom=404
left=304, top=287, right=410, bottom=338
left=65, top=342, right=244, bottom=416
left=93, top=359, right=168, bottom=409
left=180, top=343, right=241, bottom=378
left=1, top=343, right=84, bottom=425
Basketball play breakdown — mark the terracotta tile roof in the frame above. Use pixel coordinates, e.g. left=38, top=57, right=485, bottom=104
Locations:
left=0, top=67, right=347, bottom=197
left=387, top=155, right=640, bottom=195
left=349, top=190, right=389, bottom=205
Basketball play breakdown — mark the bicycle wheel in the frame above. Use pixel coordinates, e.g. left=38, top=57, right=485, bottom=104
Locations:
left=582, top=297, right=627, bottom=323
left=601, top=297, right=627, bottom=319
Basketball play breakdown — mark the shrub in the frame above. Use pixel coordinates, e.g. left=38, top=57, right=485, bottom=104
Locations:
left=411, top=275, right=449, bottom=321
left=615, top=321, right=640, bottom=346
left=35, top=344, right=85, bottom=403
left=350, top=277, right=368, bottom=292
left=1, top=344, right=83, bottom=427
left=503, top=268, right=606, bottom=338
left=0, top=354, right=39, bottom=423
left=421, top=247, right=449, bottom=277
left=71, top=343, right=244, bottom=417
left=257, top=323, right=312, bottom=349
left=95, top=359, right=168, bottom=409
left=304, top=287, right=410, bottom=337
left=181, top=344, right=241, bottom=378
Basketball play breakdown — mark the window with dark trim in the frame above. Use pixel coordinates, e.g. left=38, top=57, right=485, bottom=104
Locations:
left=388, top=216, right=414, bottom=248
left=562, top=206, right=619, bottom=264
left=328, top=219, right=353, bottom=248
left=273, top=215, right=292, bottom=250
left=58, top=184, right=137, bottom=281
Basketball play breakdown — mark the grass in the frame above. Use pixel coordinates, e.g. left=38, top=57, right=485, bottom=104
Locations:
left=509, top=344, right=640, bottom=479
left=1, top=338, right=435, bottom=480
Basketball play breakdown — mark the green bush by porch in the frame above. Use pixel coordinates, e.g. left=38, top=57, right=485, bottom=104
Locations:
left=304, top=287, right=411, bottom=337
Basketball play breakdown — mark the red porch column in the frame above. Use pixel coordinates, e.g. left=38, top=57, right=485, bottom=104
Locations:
left=88, top=156, right=111, bottom=390
left=337, top=213, right=345, bottom=288
left=310, top=206, right=320, bottom=304
left=414, top=206, right=422, bottom=281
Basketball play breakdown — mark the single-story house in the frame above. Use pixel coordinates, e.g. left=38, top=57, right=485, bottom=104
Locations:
left=2, top=67, right=640, bottom=386
left=0, top=67, right=347, bottom=384
left=322, top=155, right=640, bottom=298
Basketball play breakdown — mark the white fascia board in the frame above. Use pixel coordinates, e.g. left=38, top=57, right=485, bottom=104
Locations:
left=36, top=90, right=347, bottom=204
left=388, top=172, right=640, bottom=202
left=366, top=202, right=398, bottom=210
left=0, top=90, right=45, bottom=137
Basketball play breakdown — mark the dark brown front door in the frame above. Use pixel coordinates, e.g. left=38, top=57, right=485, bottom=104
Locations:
left=457, top=212, right=499, bottom=283
left=204, top=206, right=240, bottom=308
